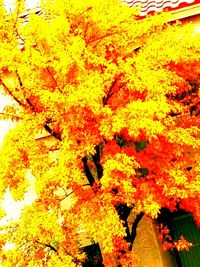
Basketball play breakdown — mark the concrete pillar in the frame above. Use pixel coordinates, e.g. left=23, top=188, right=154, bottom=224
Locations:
left=132, top=216, right=171, bottom=267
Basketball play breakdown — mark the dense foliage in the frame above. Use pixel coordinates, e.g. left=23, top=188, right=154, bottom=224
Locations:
left=0, top=0, right=199, bottom=266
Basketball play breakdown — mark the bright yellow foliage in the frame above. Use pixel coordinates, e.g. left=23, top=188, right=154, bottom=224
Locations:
left=0, top=0, right=200, bottom=266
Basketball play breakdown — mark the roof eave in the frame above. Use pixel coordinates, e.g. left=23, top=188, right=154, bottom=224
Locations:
left=168, top=3, right=200, bottom=22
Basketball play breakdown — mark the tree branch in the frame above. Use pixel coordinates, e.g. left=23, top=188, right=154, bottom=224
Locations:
left=124, top=220, right=131, bottom=244
left=46, top=66, right=62, bottom=93
left=32, top=41, right=62, bottom=93
left=36, top=240, right=82, bottom=264
left=115, top=203, right=132, bottom=247
left=92, top=144, right=103, bottom=180
left=44, top=243, right=57, bottom=252
left=82, top=157, right=96, bottom=186
left=44, top=124, right=62, bottom=141
left=103, top=75, right=122, bottom=106
left=115, top=205, right=144, bottom=251
left=15, top=70, right=23, bottom=87
left=87, top=30, right=126, bottom=46
left=59, top=184, right=90, bottom=201
left=15, top=70, right=62, bottom=142
left=35, top=241, right=57, bottom=252
left=26, top=98, right=36, bottom=112
left=0, top=80, right=26, bottom=107
left=13, top=6, right=25, bottom=44
left=26, top=96, right=62, bottom=142
left=103, top=79, right=117, bottom=106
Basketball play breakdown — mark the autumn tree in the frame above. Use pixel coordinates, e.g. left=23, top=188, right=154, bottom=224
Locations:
left=0, top=0, right=200, bottom=266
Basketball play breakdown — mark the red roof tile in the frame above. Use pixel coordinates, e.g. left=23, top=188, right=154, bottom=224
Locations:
left=125, top=0, right=199, bottom=16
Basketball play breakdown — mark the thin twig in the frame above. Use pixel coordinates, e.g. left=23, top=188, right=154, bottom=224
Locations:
left=46, top=66, right=62, bottom=93
left=86, top=29, right=126, bottom=46
left=60, top=190, right=74, bottom=201
left=36, top=241, right=57, bottom=252
left=103, top=78, right=118, bottom=105
left=17, top=241, right=30, bottom=251
left=1, top=81, right=26, bottom=107
left=15, top=70, right=23, bottom=87
left=59, top=184, right=90, bottom=201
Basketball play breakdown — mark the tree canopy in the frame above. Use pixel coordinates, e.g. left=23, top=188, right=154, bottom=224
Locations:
left=0, top=0, right=200, bottom=266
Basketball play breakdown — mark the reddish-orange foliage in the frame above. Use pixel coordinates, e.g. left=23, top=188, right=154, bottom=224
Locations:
left=0, top=1, right=199, bottom=266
